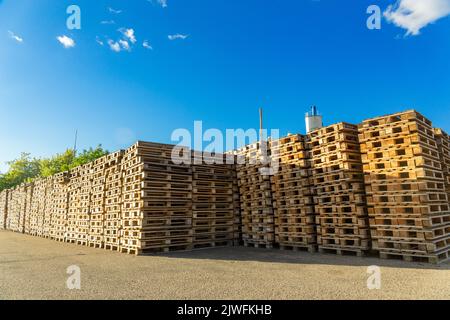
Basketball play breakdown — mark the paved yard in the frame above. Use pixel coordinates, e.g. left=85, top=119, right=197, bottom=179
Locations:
left=0, top=230, right=449, bottom=300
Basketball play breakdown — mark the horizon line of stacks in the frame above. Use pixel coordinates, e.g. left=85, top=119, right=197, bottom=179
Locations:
left=0, top=109, right=449, bottom=263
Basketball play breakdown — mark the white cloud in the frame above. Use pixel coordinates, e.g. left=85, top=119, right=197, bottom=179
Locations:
left=384, top=0, right=450, bottom=35
left=101, top=20, right=115, bottom=25
left=119, top=28, right=137, bottom=43
left=147, top=0, right=168, bottom=8
left=119, top=39, right=130, bottom=51
left=57, top=35, right=75, bottom=48
left=108, top=40, right=121, bottom=52
left=8, top=31, right=23, bottom=43
left=168, top=34, right=189, bottom=40
left=143, top=40, right=153, bottom=50
left=108, top=7, right=122, bottom=14
left=158, top=0, right=168, bottom=8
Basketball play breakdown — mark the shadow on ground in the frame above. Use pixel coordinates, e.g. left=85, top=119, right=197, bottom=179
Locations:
left=152, top=246, right=450, bottom=271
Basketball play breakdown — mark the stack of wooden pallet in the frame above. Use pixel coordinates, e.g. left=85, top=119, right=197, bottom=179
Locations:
left=434, top=128, right=450, bottom=205
left=104, top=151, right=124, bottom=250
left=23, top=183, right=34, bottom=235
left=89, top=158, right=106, bottom=248
left=42, top=177, right=53, bottom=238
left=50, top=172, right=69, bottom=241
left=0, top=190, right=8, bottom=229
left=120, top=141, right=193, bottom=254
left=29, top=179, right=44, bottom=236
left=192, top=153, right=235, bottom=249
left=75, top=163, right=92, bottom=245
left=231, top=165, right=242, bottom=245
left=309, top=123, right=370, bottom=256
left=270, top=134, right=316, bottom=252
left=359, top=110, right=450, bottom=263
left=235, top=142, right=275, bottom=248
left=6, top=186, right=21, bottom=233
left=67, top=167, right=81, bottom=243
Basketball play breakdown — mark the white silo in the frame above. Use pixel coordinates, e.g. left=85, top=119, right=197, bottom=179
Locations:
left=305, top=106, right=323, bottom=133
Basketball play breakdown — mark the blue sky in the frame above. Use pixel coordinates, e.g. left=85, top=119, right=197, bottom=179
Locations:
left=1, top=0, right=450, bottom=172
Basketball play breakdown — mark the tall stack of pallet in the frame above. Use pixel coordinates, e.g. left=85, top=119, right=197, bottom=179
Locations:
left=30, top=179, right=43, bottom=236
left=359, top=110, right=450, bottom=263
left=434, top=129, right=450, bottom=205
left=120, top=142, right=193, bottom=254
left=67, top=167, right=81, bottom=243
left=236, top=142, right=275, bottom=248
left=76, top=164, right=92, bottom=245
left=309, top=123, right=370, bottom=256
left=0, top=190, right=7, bottom=229
left=270, top=134, right=316, bottom=252
left=89, top=157, right=106, bottom=248
left=192, top=153, right=235, bottom=248
left=231, top=164, right=242, bottom=245
left=42, top=178, right=54, bottom=238
left=23, top=183, right=34, bottom=234
left=50, top=172, right=69, bottom=241
left=104, top=151, right=124, bottom=250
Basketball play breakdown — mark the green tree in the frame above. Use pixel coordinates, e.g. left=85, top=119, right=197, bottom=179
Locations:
left=0, top=153, right=40, bottom=190
left=0, top=145, right=109, bottom=191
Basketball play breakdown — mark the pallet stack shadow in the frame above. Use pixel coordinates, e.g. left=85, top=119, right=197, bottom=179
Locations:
left=359, top=110, right=450, bottom=263
left=120, top=142, right=193, bottom=254
left=192, top=153, right=236, bottom=248
left=270, top=134, right=316, bottom=252
left=235, top=142, right=275, bottom=248
left=309, top=123, right=370, bottom=256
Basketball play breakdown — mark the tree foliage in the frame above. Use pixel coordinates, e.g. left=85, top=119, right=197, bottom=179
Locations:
left=0, top=146, right=108, bottom=191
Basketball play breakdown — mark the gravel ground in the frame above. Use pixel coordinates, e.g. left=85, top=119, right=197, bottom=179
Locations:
left=0, top=230, right=449, bottom=300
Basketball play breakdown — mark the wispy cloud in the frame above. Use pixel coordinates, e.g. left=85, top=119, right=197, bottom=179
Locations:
left=168, top=34, right=189, bottom=40
left=57, top=35, right=75, bottom=48
left=384, top=0, right=450, bottom=35
left=100, top=20, right=115, bottom=25
left=96, top=36, right=104, bottom=46
left=119, top=28, right=137, bottom=43
left=147, top=0, right=168, bottom=8
left=8, top=31, right=23, bottom=43
left=143, top=40, right=153, bottom=50
left=108, top=7, right=122, bottom=14
left=158, top=0, right=168, bottom=8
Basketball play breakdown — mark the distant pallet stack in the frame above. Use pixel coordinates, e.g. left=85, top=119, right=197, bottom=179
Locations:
left=67, top=167, right=81, bottom=244
left=29, top=179, right=44, bottom=236
left=104, top=151, right=124, bottom=251
left=42, top=177, right=54, bottom=238
left=236, top=142, right=275, bottom=248
left=434, top=128, right=450, bottom=204
left=359, top=110, right=450, bottom=263
left=270, top=134, right=316, bottom=252
left=309, top=123, right=370, bottom=256
left=120, top=142, right=193, bottom=255
left=0, top=190, right=8, bottom=229
left=76, top=164, right=92, bottom=246
left=23, top=183, right=34, bottom=235
left=6, top=186, right=21, bottom=233
left=231, top=164, right=242, bottom=245
left=192, top=153, right=235, bottom=249
left=50, top=172, right=69, bottom=241
left=88, top=157, right=107, bottom=248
